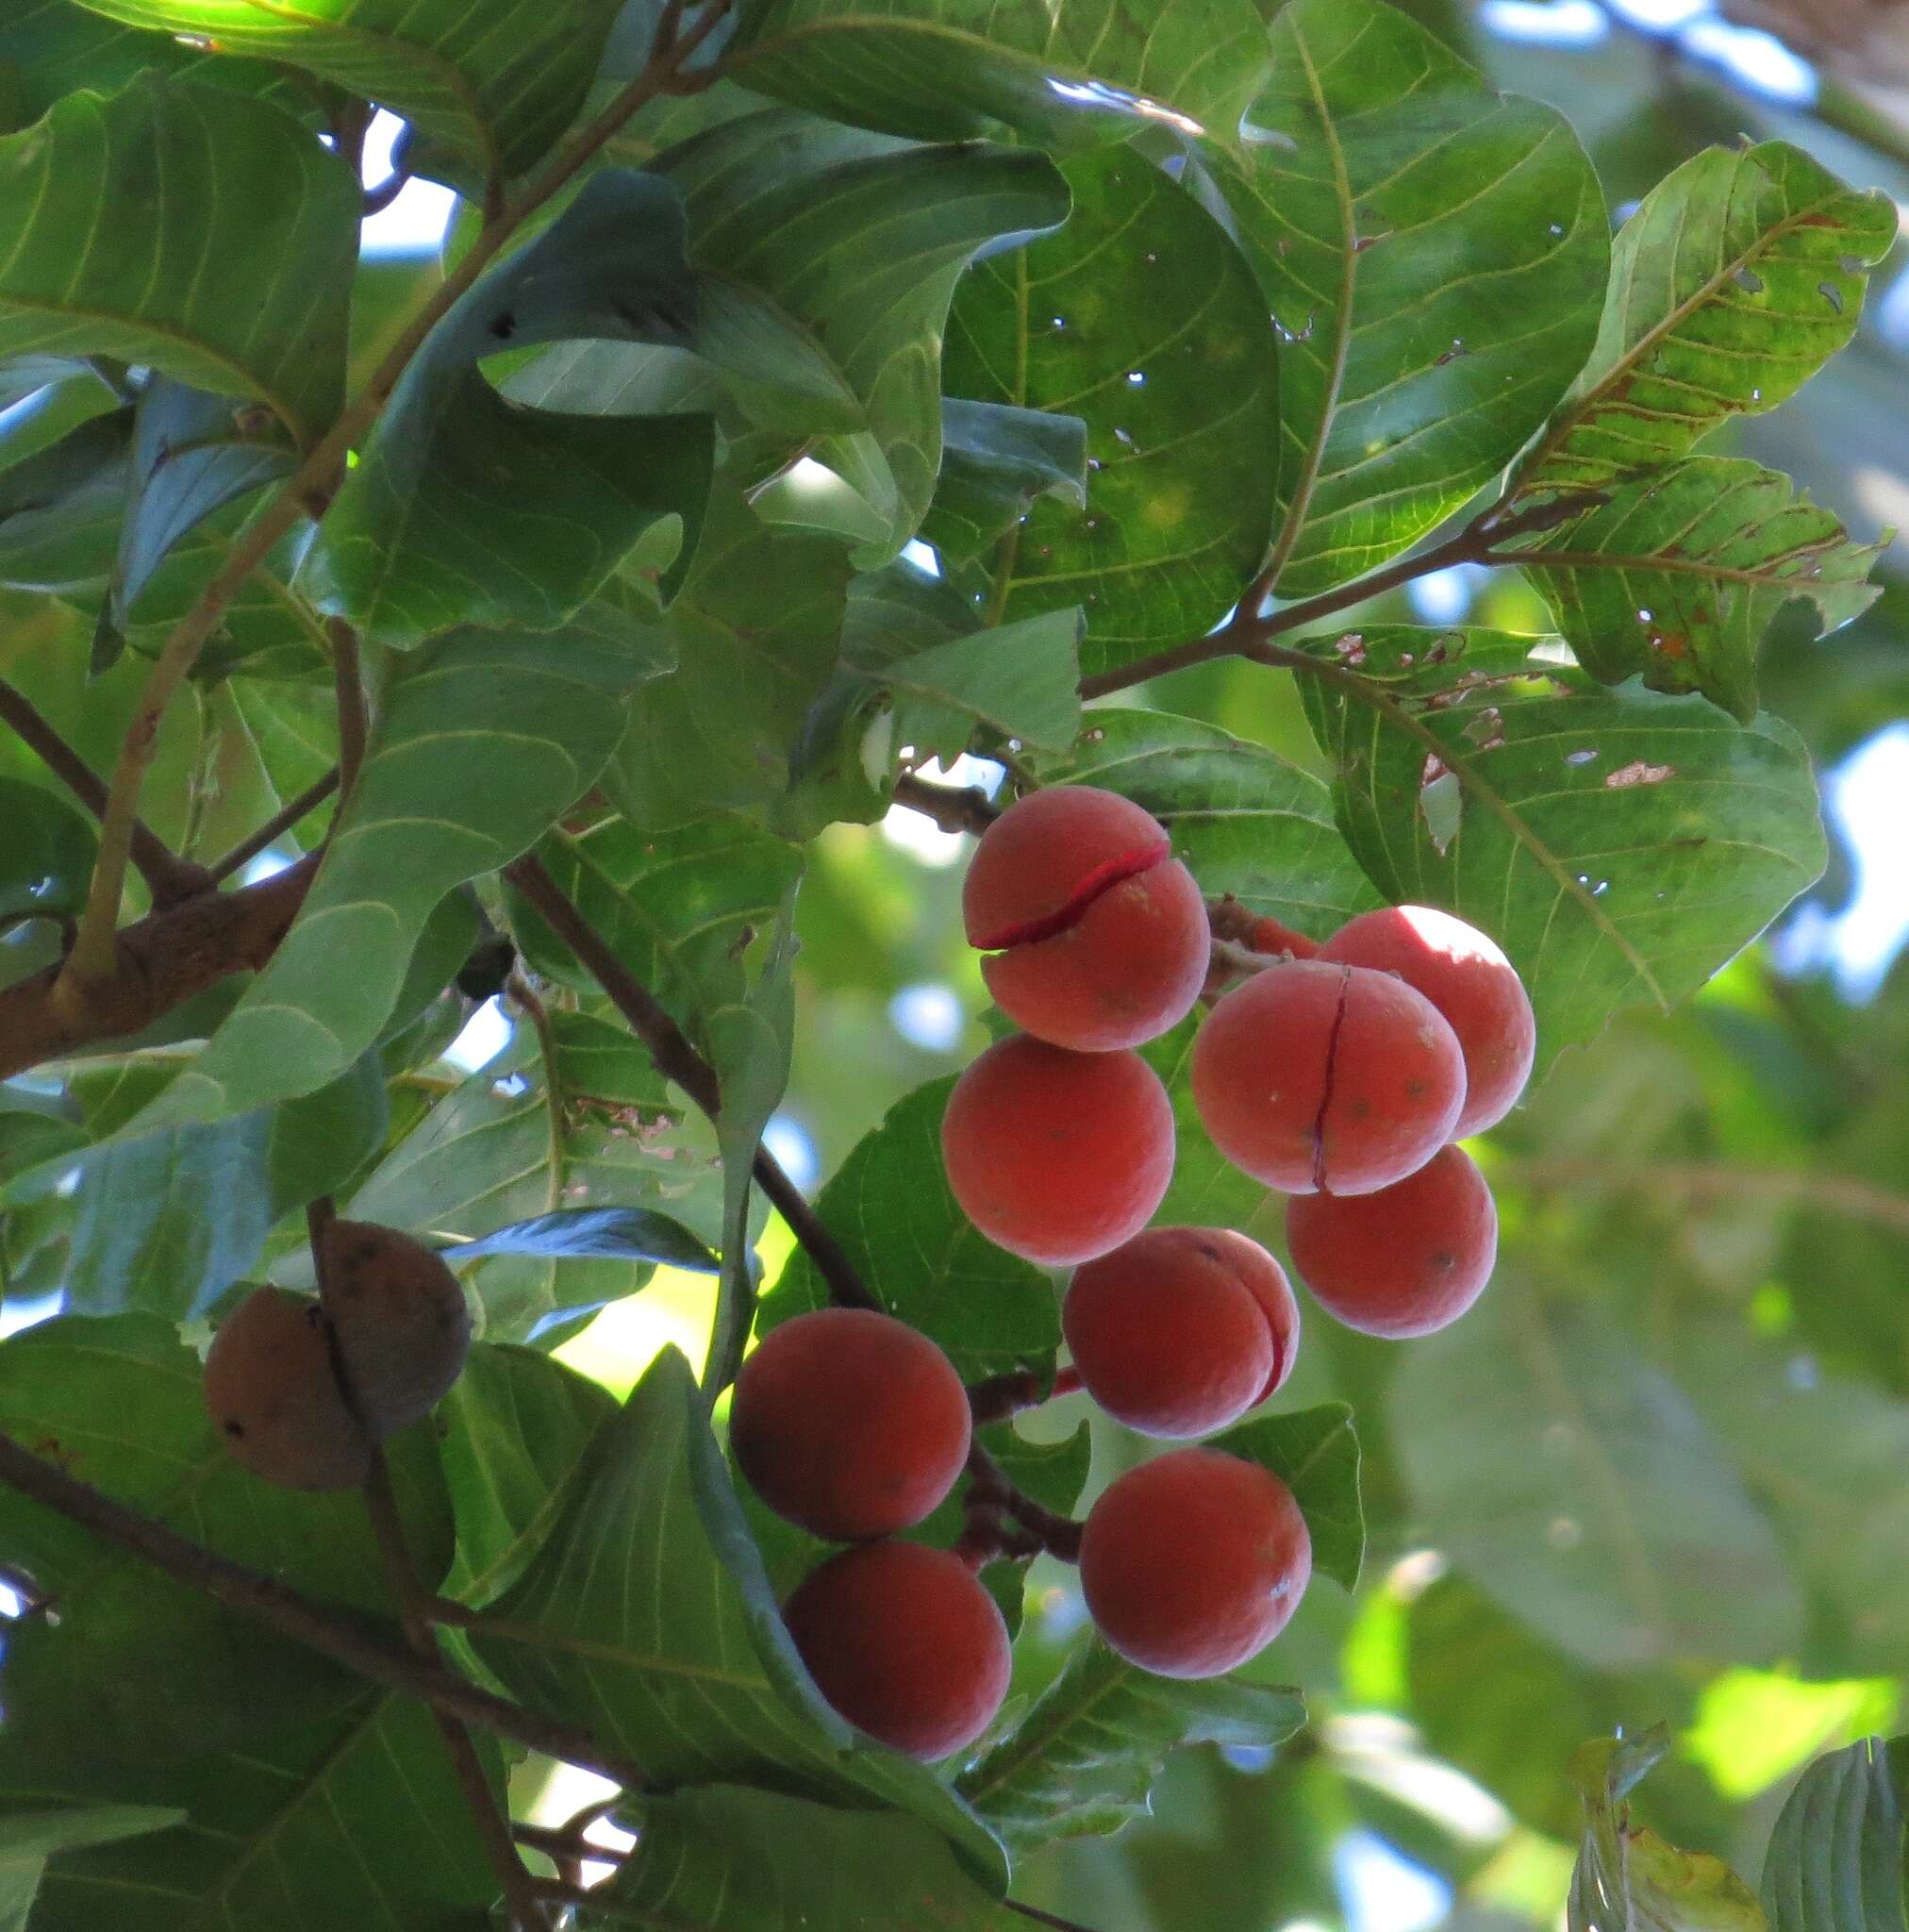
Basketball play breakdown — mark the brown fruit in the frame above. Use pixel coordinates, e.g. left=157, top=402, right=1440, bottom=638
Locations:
left=203, top=1286, right=373, bottom=1491
left=319, top=1219, right=473, bottom=1433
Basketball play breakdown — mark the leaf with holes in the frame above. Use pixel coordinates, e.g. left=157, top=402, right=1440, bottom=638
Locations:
left=1389, top=1285, right=1802, bottom=1671
left=122, top=626, right=659, bottom=1137
left=957, top=1637, right=1305, bottom=1856
left=1569, top=1728, right=1767, bottom=1932
left=945, top=143, right=1279, bottom=673
left=1518, top=140, right=1896, bottom=497
left=1212, top=1403, right=1364, bottom=1592
left=0, top=1693, right=500, bottom=1931
left=70, top=0, right=623, bottom=180
left=0, top=76, right=356, bottom=448
left=920, top=398, right=1088, bottom=562
left=727, top=0, right=1270, bottom=147
left=1510, top=457, right=1885, bottom=724
left=1760, top=1735, right=1908, bottom=1932
left=470, top=1348, right=1008, bottom=1887
left=307, top=171, right=716, bottom=648
left=763, top=1076, right=1061, bottom=1383
left=1205, top=0, right=1608, bottom=598
left=0, top=1313, right=452, bottom=1759
left=438, top=1341, right=617, bottom=1607
left=1296, top=625, right=1826, bottom=1055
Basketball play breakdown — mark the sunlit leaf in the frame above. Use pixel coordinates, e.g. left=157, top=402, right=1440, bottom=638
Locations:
left=1210, top=0, right=1608, bottom=596
left=0, top=77, right=357, bottom=447
left=1518, top=141, right=1896, bottom=497
left=1212, top=1403, right=1364, bottom=1593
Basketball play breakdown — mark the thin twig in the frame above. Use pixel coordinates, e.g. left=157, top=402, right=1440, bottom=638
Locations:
left=1004, top=1900, right=1106, bottom=1932
left=1076, top=494, right=1600, bottom=700
left=328, top=620, right=368, bottom=808
left=0, top=677, right=208, bottom=905
left=204, top=768, right=342, bottom=885
left=361, top=167, right=411, bottom=217
left=55, top=0, right=738, bottom=1007
left=967, top=1364, right=1082, bottom=1426
left=0, top=1432, right=645, bottom=1784
left=890, top=771, right=1002, bottom=835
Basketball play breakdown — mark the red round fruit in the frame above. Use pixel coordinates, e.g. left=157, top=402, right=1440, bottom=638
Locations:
left=1189, top=958, right=1466, bottom=1195
left=1204, top=1228, right=1301, bottom=1402
left=731, top=1308, right=971, bottom=1541
left=1080, top=1448, right=1312, bottom=1678
left=964, top=786, right=1210, bottom=1052
left=783, top=1541, right=1011, bottom=1760
left=1320, top=906, right=1535, bottom=1136
left=941, top=1035, right=1174, bottom=1266
left=1286, top=1143, right=1497, bottom=1338
left=1064, top=1227, right=1296, bottom=1437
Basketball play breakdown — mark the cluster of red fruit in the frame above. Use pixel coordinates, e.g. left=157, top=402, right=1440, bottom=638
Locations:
left=733, top=785, right=1534, bottom=1768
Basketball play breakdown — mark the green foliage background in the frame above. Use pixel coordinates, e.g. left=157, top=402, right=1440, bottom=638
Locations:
left=0, top=0, right=1904, bottom=1926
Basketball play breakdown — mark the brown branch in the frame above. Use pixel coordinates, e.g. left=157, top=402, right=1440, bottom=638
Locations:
left=55, top=0, right=738, bottom=1008
left=967, top=1363, right=1082, bottom=1426
left=204, top=768, right=342, bottom=885
left=964, top=1444, right=1083, bottom=1564
left=0, top=853, right=320, bottom=1080
left=328, top=620, right=368, bottom=808
left=0, top=1431, right=645, bottom=1785
left=0, top=677, right=208, bottom=907
left=1076, top=493, right=1602, bottom=700
left=890, top=771, right=1002, bottom=835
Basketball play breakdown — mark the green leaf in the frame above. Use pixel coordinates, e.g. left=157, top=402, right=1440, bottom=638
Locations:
left=0, top=1313, right=452, bottom=1759
left=1297, top=625, right=1826, bottom=1055
left=73, top=0, right=623, bottom=179
left=307, top=172, right=715, bottom=648
left=0, top=778, right=95, bottom=924
left=1208, top=0, right=1608, bottom=597
left=1389, top=1285, right=1803, bottom=1671
left=1518, top=141, right=1896, bottom=498
left=548, top=1007, right=675, bottom=1111
left=728, top=0, right=1271, bottom=148
left=1760, top=1736, right=1908, bottom=1932
left=0, top=1693, right=501, bottom=1930
left=607, top=478, right=855, bottom=828
left=438, top=1341, right=617, bottom=1607
left=1036, top=706, right=1381, bottom=940
left=1211, top=1402, right=1364, bottom=1593
left=452, top=1207, right=718, bottom=1270
left=1569, top=1727, right=1767, bottom=1932
left=705, top=895, right=800, bottom=1395
left=114, top=377, right=296, bottom=621
left=920, top=398, right=1088, bottom=563
left=1511, top=457, right=1885, bottom=724
left=471, top=1348, right=1008, bottom=1888
left=956, top=1636, right=1305, bottom=1856
left=124, top=626, right=654, bottom=1133
left=1137, top=1012, right=1269, bottom=1231
left=945, top=144, right=1279, bottom=673
left=0, top=76, right=357, bottom=447
left=0, top=408, right=130, bottom=595
left=863, top=608, right=1086, bottom=771
left=599, top=1784, right=1027, bottom=1931
left=58, top=1056, right=388, bottom=1320
left=507, top=812, right=805, bottom=1054
left=650, top=109, right=1071, bottom=567
left=766, top=1077, right=1061, bottom=1383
